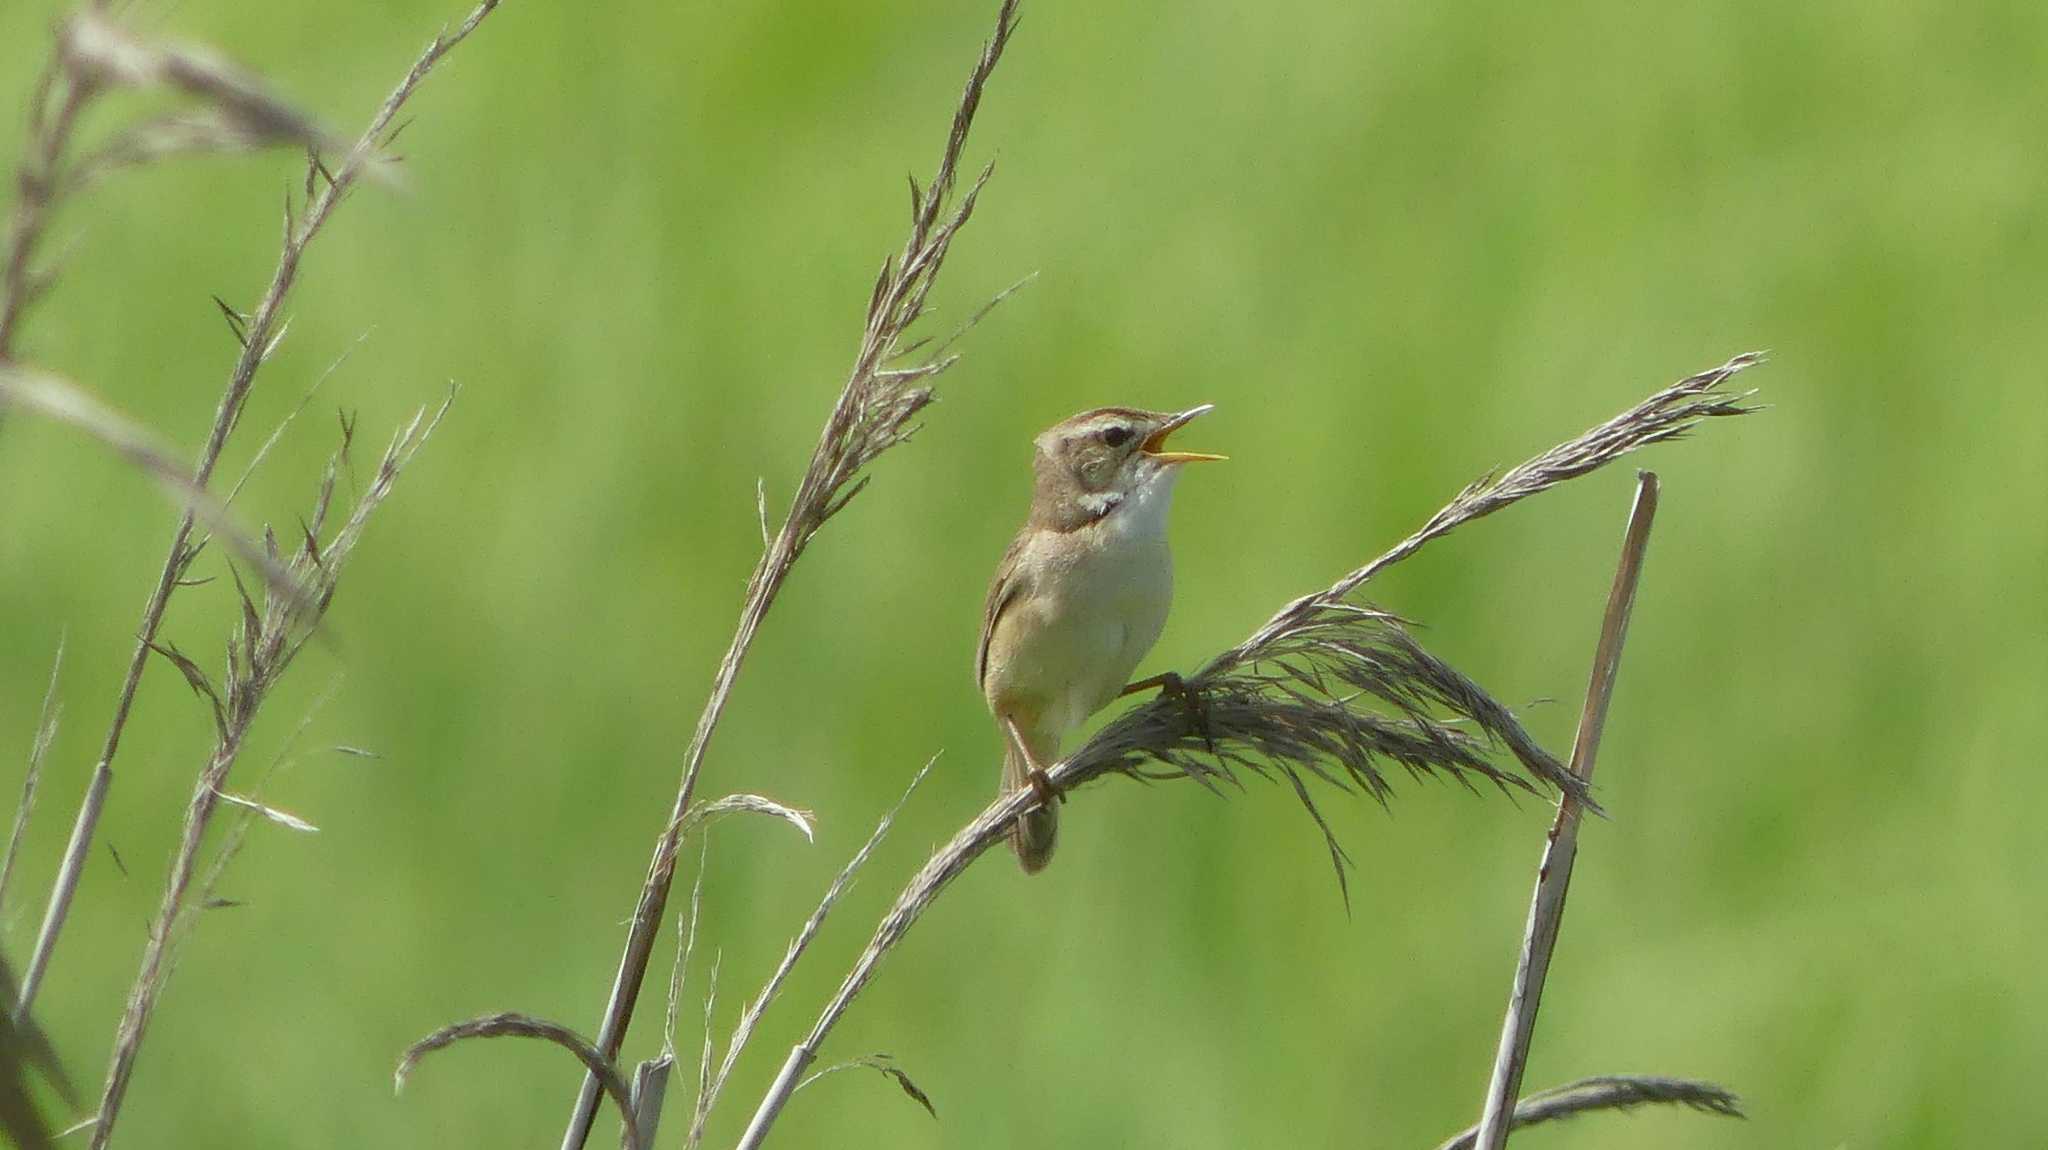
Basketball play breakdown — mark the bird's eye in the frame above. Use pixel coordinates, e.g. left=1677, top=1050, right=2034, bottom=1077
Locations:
left=1101, top=425, right=1133, bottom=448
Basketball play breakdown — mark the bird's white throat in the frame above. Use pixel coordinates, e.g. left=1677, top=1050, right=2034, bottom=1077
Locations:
left=1101, top=463, right=1180, bottom=541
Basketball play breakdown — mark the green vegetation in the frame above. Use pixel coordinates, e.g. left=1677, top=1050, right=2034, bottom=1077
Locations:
left=1, top=0, right=2041, bottom=1146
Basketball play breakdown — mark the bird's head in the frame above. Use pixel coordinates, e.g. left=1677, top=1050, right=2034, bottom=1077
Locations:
left=1029, top=405, right=1223, bottom=530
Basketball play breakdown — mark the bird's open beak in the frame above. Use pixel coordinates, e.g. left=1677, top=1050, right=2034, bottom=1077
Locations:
left=1142, top=404, right=1226, bottom=464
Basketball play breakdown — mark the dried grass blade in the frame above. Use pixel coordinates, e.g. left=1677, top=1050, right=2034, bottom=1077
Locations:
left=794, top=1053, right=936, bottom=1119
left=700, top=760, right=932, bottom=1148
left=677, top=794, right=814, bottom=844
left=1433, top=1074, right=1742, bottom=1150
left=210, top=790, right=319, bottom=833
left=1471, top=472, right=1659, bottom=1150
left=396, top=1013, right=642, bottom=1150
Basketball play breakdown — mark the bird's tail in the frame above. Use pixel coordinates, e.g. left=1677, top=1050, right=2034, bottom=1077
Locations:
left=1001, top=735, right=1058, bottom=874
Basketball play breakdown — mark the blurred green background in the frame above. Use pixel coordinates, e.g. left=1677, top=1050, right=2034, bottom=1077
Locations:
left=2, top=0, right=2044, bottom=1146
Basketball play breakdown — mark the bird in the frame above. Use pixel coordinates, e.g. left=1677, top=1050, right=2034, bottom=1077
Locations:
left=975, top=404, right=1223, bottom=872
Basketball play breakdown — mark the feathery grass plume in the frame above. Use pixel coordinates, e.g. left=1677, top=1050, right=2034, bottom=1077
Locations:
left=726, top=354, right=1762, bottom=1147
left=1432, top=1075, right=1743, bottom=1150
left=0, top=639, right=63, bottom=920
left=0, top=7, right=335, bottom=364
left=0, top=39, right=85, bottom=364
left=1218, top=353, right=1762, bottom=664
left=396, top=1014, right=644, bottom=1150
left=90, top=397, right=453, bottom=1149
left=692, top=760, right=933, bottom=1149
left=1079, top=608, right=1579, bottom=903
left=14, top=0, right=502, bottom=1027
left=55, top=11, right=339, bottom=154
left=62, top=111, right=292, bottom=196
left=558, top=4, right=1022, bottom=1145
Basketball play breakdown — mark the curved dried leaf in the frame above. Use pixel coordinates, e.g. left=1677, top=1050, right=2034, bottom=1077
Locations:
left=678, top=793, right=814, bottom=844
left=796, top=1053, right=936, bottom=1119
left=397, top=1013, right=641, bottom=1150
left=1432, top=1074, right=1743, bottom=1150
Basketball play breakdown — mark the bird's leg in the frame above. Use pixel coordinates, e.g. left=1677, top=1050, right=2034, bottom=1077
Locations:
left=1002, top=714, right=1066, bottom=807
left=1119, top=670, right=1215, bottom=753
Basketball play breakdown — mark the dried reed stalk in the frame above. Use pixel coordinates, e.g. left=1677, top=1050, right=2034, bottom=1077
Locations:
left=1472, top=471, right=1658, bottom=1149
left=1432, top=1074, right=1742, bottom=1150
left=0, top=28, right=92, bottom=364
left=0, top=9, right=337, bottom=364
left=13, top=0, right=501, bottom=1025
left=89, top=399, right=452, bottom=1147
left=557, top=3, right=1022, bottom=1145
left=730, top=353, right=1761, bottom=1148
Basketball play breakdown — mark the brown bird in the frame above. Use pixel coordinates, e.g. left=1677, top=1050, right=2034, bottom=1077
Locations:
left=976, top=405, right=1223, bottom=872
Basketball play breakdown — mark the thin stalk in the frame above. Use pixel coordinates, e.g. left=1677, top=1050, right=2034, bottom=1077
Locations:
left=1470, top=471, right=1660, bottom=1150
left=89, top=735, right=243, bottom=1148
left=556, top=3, right=1020, bottom=1144
left=90, top=396, right=452, bottom=1148
left=14, top=0, right=501, bottom=1024
left=0, top=48, right=93, bottom=364
left=733, top=1047, right=814, bottom=1150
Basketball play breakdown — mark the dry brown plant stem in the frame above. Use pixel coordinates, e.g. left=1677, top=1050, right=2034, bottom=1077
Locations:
left=557, top=3, right=1021, bottom=1145
left=14, top=0, right=501, bottom=1024
left=0, top=52, right=93, bottom=364
left=1471, top=471, right=1659, bottom=1150
left=732, top=358, right=1758, bottom=1149
left=5, top=8, right=340, bottom=369
left=90, top=398, right=451, bottom=1148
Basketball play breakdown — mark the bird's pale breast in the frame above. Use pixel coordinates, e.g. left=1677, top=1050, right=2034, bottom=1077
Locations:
left=984, top=489, right=1175, bottom=748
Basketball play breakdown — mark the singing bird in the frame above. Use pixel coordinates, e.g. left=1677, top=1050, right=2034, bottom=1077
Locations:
left=976, top=405, right=1223, bottom=872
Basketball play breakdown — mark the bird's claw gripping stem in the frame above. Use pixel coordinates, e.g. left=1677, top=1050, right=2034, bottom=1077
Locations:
left=1025, top=766, right=1065, bottom=807
left=1121, top=670, right=1216, bottom=753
